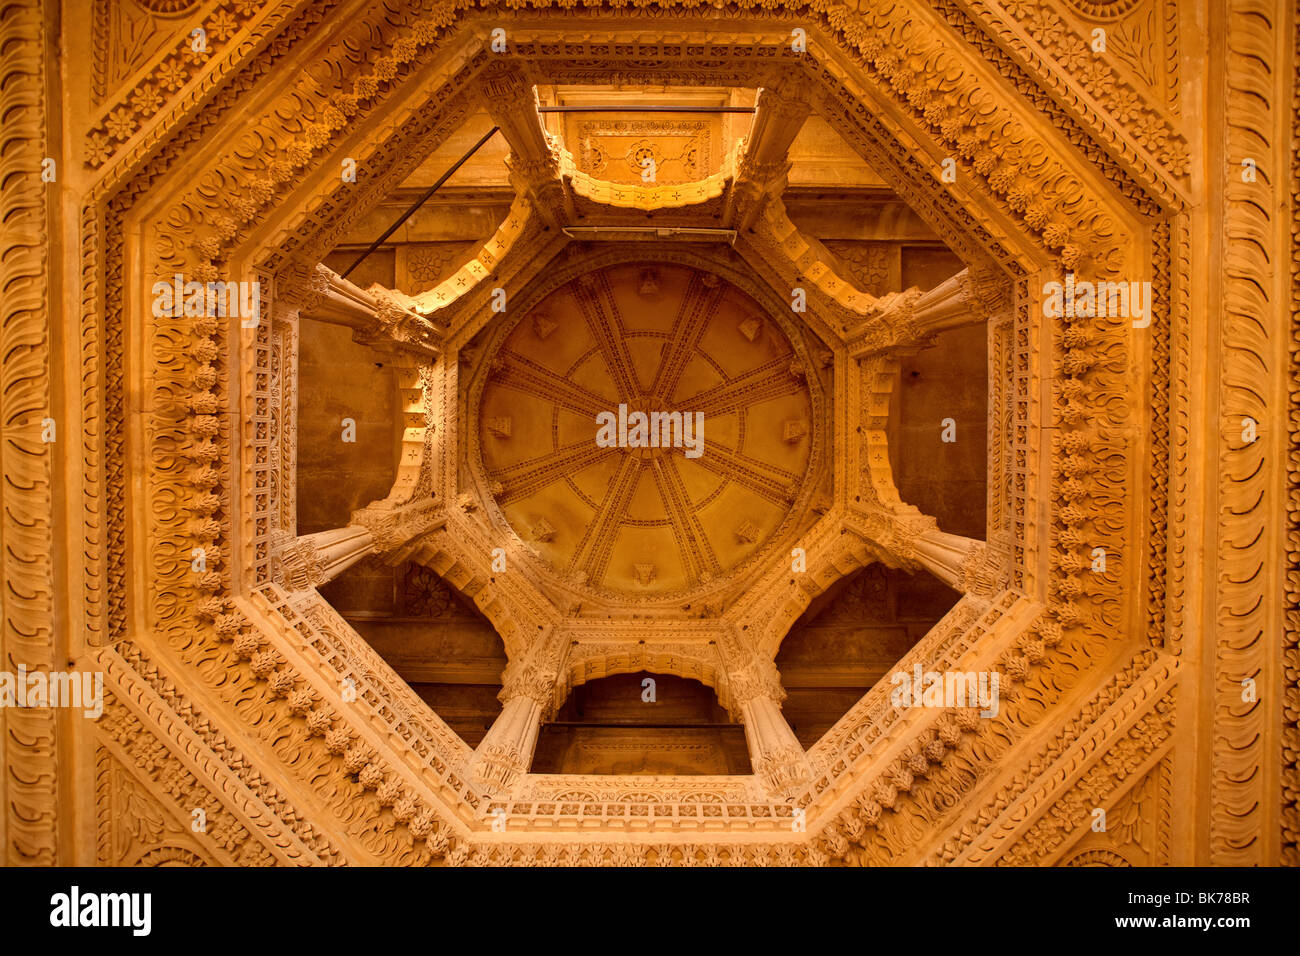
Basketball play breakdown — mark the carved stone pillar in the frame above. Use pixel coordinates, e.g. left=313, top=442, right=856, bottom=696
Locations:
left=297, top=264, right=441, bottom=359
left=900, top=523, right=1004, bottom=596
left=272, top=500, right=445, bottom=592
left=907, top=528, right=977, bottom=589
left=471, top=686, right=546, bottom=791
left=479, top=63, right=574, bottom=229
left=735, top=684, right=810, bottom=797
left=272, top=526, right=375, bottom=591
left=350, top=498, right=445, bottom=553
left=848, top=265, right=1011, bottom=355
left=847, top=504, right=1002, bottom=595
left=506, top=154, right=573, bottom=231
left=726, top=78, right=811, bottom=231
left=471, top=628, right=569, bottom=791
left=719, top=626, right=809, bottom=795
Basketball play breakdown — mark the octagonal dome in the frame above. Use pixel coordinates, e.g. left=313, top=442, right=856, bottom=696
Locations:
left=469, top=260, right=823, bottom=601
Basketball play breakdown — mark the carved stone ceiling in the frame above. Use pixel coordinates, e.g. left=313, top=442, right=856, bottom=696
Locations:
left=39, top=0, right=1288, bottom=872
left=473, top=261, right=817, bottom=600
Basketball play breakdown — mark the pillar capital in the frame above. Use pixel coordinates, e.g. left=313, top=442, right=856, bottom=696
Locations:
left=350, top=498, right=445, bottom=553
left=477, top=61, right=533, bottom=104
left=726, top=78, right=812, bottom=231
left=473, top=630, right=569, bottom=792
left=270, top=525, right=374, bottom=592
left=353, top=289, right=442, bottom=357
left=754, top=76, right=813, bottom=123
left=505, top=151, right=573, bottom=230
left=849, top=266, right=1010, bottom=356
left=276, top=256, right=331, bottom=313
left=716, top=626, right=783, bottom=707
left=958, top=541, right=1010, bottom=598
left=958, top=262, right=1012, bottom=318
left=728, top=673, right=786, bottom=710
left=498, top=666, right=558, bottom=709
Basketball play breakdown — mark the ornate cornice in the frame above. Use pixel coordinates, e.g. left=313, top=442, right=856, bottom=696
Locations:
left=0, top=0, right=58, bottom=866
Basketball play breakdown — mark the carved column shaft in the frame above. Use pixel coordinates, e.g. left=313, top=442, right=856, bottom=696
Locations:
left=745, top=82, right=812, bottom=168
left=274, top=525, right=376, bottom=591
left=350, top=499, right=445, bottom=553
left=849, top=266, right=1007, bottom=355
left=739, top=694, right=810, bottom=796
left=847, top=506, right=992, bottom=594
left=907, top=527, right=1005, bottom=596
left=479, top=64, right=573, bottom=229
left=303, top=265, right=441, bottom=358
left=472, top=692, right=544, bottom=791
left=908, top=269, right=979, bottom=332
left=479, top=65, right=550, bottom=163
left=273, top=501, right=445, bottom=592
left=718, top=626, right=808, bottom=794
left=471, top=626, right=569, bottom=791
left=728, top=81, right=811, bottom=231
left=908, top=528, right=977, bottom=590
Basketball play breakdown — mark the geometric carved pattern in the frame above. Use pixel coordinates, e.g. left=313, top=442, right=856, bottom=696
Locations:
left=401, top=563, right=461, bottom=617
left=94, top=747, right=223, bottom=868
left=822, top=241, right=896, bottom=297
left=572, top=118, right=714, bottom=185
left=8, top=0, right=1291, bottom=868
left=400, top=241, right=477, bottom=289
left=998, top=0, right=1186, bottom=172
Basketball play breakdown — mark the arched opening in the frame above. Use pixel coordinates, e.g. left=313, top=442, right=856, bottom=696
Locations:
left=295, top=316, right=405, bottom=535
left=775, top=565, right=960, bottom=748
left=322, top=560, right=507, bottom=748
left=889, top=255, right=989, bottom=540
left=530, top=672, right=751, bottom=775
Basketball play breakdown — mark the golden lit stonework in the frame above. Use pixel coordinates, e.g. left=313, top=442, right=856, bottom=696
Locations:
left=2, top=0, right=1296, bottom=877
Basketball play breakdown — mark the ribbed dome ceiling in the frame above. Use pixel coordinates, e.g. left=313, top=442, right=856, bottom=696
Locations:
left=476, top=262, right=814, bottom=598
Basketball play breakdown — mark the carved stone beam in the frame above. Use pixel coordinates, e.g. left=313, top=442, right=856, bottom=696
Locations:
left=848, top=265, right=1010, bottom=356
left=717, top=627, right=810, bottom=796
left=739, top=196, right=876, bottom=329
left=845, top=504, right=1004, bottom=597
left=470, top=630, right=569, bottom=791
left=271, top=499, right=445, bottom=592
left=304, top=264, right=442, bottom=359
left=477, top=64, right=574, bottom=231
left=725, top=79, right=812, bottom=232
left=408, top=194, right=539, bottom=318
